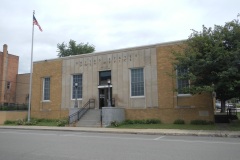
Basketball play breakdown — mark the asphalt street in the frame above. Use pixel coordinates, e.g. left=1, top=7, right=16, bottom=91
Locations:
left=0, top=129, right=240, bottom=160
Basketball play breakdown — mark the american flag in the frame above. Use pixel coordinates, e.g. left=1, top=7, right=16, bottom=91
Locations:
left=33, top=15, right=43, bottom=32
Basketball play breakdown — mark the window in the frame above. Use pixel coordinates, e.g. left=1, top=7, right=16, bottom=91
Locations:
left=43, top=77, right=50, bottom=101
left=177, top=67, right=190, bottom=94
left=131, top=68, right=144, bottom=97
left=99, top=70, right=111, bottom=85
left=7, top=81, right=11, bottom=89
left=72, top=74, right=82, bottom=99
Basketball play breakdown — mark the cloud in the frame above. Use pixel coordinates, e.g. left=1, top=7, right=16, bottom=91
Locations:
left=0, top=0, right=240, bottom=73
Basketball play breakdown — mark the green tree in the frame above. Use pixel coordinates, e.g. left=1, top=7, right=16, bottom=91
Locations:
left=57, top=39, right=95, bottom=57
left=174, top=16, right=240, bottom=112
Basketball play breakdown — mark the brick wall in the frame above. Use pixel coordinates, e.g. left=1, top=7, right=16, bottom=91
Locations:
left=29, top=42, right=214, bottom=123
left=0, top=44, right=19, bottom=104
left=16, top=73, right=30, bottom=104
left=6, top=54, right=19, bottom=103
left=125, top=42, right=214, bottom=123
left=0, top=52, right=3, bottom=102
left=31, top=59, right=68, bottom=119
left=0, top=111, right=27, bottom=125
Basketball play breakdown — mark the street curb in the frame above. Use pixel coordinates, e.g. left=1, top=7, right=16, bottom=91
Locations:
left=0, top=126, right=240, bottom=138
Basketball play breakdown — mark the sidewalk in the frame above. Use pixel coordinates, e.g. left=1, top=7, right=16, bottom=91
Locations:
left=1, top=125, right=240, bottom=138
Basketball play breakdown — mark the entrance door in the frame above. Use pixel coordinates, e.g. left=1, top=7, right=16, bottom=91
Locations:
left=99, top=88, right=112, bottom=109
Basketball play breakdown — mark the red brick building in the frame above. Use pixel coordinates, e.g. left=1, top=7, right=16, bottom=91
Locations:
left=0, top=44, right=19, bottom=105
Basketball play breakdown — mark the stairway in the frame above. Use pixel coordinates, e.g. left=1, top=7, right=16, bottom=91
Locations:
left=76, top=109, right=101, bottom=127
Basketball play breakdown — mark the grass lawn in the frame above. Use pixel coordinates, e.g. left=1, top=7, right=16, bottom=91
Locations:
left=111, top=113, right=240, bottom=131
left=3, top=122, right=59, bottom=127
left=32, top=119, right=60, bottom=126
left=227, top=120, right=240, bottom=131
left=33, top=121, right=58, bottom=126
left=3, top=119, right=67, bottom=127
left=113, top=122, right=240, bottom=131
left=3, top=112, right=240, bottom=130
left=115, top=124, right=218, bottom=130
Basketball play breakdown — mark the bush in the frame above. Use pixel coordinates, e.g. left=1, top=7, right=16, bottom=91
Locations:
left=15, top=119, right=24, bottom=125
left=110, top=121, right=120, bottom=127
left=25, top=119, right=37, bottom=125
left=236, top=103, right=240, bottom=108
left=174, top=119, right=185, bottom=124
left=133, top=120, right=146, bottom=124
left=36, top=119, right=56, bottom=123
left=3, top=118, right=68, bottom=127
left=4, top=120, right=16, bottom=125
left=146, top=119, right=161, bottom=124
left=123, top=120, right=134, bottom=124
left=122, top=119, right=161, bottom=125
left=57, top=119, right=68, bottom=127
left=1, top=106, right=9, bottom=111
left=190, top=120, right=213, bottom=125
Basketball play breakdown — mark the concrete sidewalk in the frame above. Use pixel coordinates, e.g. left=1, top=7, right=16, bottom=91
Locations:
left=1, top=125, right=240, bottom=138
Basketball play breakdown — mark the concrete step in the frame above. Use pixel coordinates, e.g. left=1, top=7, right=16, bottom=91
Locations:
left=76, top=109, right=101, bottom=127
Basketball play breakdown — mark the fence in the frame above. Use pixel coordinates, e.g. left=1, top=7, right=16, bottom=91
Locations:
left=0, top=104, right=28, bottom=111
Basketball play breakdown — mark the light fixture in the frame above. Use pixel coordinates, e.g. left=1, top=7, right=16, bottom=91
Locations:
left=75, top=82, right=78, bottom=87
left=107, top=79, right=111, bottom=84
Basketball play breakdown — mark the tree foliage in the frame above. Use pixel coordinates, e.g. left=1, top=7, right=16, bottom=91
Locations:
left=174, top=16, right=240, bottom=112
left=57, top=39, right=95, bottom=57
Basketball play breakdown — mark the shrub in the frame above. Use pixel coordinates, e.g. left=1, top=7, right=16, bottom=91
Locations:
left=11, top=119, right=38, bottom=125
left=174, top=119, right=185, bottom=124
left=146, top=119, right=161, bottom=124
left=36, top=119, right=55, bottom=123
left=123, top=120, right=134, bottom=124
left=236, top=103, right=240, bottom=108
left=190, top=120, right=213, bottom=125
left=133, top=120, right=146, bottom=124
left=57, top=119, right=68, bottom=127
left=122, top=119, right=161, bottom=125
left=110, top=121, right=120, bottom=127
left=4, top=120, right=16, bottom=125
left=2, top=106, right=8, bottom=111
left=15, top=119, right=24, bottom=125
left=25, top=119, right=37, bottom=125
left=4, top=118, right=68, bottom=126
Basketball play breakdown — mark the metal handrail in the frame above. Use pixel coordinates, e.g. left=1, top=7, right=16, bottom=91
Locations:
left=68, top=99, right=95, bottom=124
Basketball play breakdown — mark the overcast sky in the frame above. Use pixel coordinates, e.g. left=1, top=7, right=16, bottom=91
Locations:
left=0, top=0, right=239, bottom=73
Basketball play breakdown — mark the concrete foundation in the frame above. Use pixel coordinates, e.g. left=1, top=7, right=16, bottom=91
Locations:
left=102, top=107, right=125, bottom=127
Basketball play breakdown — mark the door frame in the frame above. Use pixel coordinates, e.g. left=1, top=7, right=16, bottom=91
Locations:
left=98, top=86, right=112, bottom=109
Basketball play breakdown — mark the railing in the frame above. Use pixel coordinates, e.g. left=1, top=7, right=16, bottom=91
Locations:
left=68, top=99, right=95, bottom=124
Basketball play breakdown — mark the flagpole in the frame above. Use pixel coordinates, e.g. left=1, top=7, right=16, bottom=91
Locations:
left=27, top=10, right=35, bottom=122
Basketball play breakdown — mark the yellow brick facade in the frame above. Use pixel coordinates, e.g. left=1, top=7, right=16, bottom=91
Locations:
left=31, top=59, right=68, bottom=119
left=29, top=41, right=214, bottom=123
left=16, top=73, right=30, bottom=104
left=0, top=111, right=27, bottom=125
left=125, top=43, right=214, bottom=123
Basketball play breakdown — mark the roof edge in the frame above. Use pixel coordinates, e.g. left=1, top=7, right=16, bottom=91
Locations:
left=34, top=39, right=185, bottom=63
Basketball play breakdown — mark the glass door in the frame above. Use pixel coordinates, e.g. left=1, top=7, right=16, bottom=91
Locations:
left=99, top=88, right=112, bottom=109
